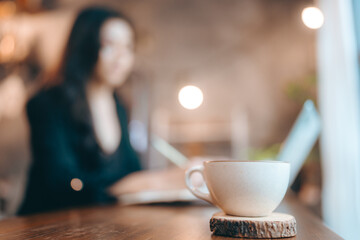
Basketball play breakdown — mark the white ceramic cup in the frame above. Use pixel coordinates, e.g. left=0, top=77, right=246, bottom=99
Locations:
left=185, top=160, right=290, bottom=217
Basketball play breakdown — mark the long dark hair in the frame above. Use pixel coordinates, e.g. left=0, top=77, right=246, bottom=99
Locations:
left=54, top=6, right=135, bottom=168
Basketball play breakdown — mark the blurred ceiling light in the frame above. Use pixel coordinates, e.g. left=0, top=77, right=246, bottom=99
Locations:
left=0, top=34, right=15, bottom=58
left=0, top=1, right=16, bottom=18
left=178, top=85, right=204, bottom=110
left=301, top=7, right=324, bottom=29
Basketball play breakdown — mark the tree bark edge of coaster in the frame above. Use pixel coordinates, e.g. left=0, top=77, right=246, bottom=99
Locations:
left=210, top=212, right=297, bottom=239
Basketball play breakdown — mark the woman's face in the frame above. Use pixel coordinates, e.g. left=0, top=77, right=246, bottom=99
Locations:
left=95, top=18, right=135, bottom=87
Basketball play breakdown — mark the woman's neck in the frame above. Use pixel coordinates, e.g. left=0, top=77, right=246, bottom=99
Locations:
left=86, top=79, right=114, bottom=100
left=86, top=79, right=121, bottom=155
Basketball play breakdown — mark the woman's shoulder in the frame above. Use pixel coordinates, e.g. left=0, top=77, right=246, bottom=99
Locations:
left=27, top=86, right=64, bottom=120
left=27, top=87, right=60, bottom=107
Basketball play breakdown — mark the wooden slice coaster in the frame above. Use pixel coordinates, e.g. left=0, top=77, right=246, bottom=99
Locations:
left=210, top=212, right=296, bottom=239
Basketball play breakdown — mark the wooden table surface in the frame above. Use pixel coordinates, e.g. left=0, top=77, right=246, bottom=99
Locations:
left=0, top=194, right=342, bottom=240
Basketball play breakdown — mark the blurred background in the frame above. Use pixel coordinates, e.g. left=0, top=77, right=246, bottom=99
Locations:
left=0, top=0, right=358, bottom=238
left=0, top=0, right=319, bottom=214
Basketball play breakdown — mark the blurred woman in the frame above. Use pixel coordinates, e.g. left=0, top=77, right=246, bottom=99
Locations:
left=18, top=6, right=184, bottom=215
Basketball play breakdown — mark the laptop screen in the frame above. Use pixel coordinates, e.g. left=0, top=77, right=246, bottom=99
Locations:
left=276, top=100, right=321, bottom=185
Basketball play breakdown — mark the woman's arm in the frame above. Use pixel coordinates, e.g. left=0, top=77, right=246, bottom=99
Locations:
left=107, top=168, right=186, bottom=196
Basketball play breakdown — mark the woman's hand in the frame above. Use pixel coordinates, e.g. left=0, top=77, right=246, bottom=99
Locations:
left=108, top=157, right=212, bottom=196
left=108, top=167, right=187, bottom=196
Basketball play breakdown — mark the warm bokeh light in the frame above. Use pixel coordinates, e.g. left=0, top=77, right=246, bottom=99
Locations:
left=0, top=34, right=15, bottom=58
left=0, top=75, right=26, bottom=119
left=178, top=85, right=204, bottom=110
left=70, top=178, right=83, bottom=191
left=301, top=7, right=324, bottom=29
left=0, top=1, right=16, bottom=18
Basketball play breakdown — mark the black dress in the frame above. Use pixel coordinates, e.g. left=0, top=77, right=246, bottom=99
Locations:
left=17, top=88, right=141, bottom=215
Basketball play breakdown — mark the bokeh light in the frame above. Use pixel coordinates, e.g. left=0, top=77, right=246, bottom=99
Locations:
left=0, top=2, right=16, bottom=18
left=0, top=34, right=15, bottom=58
left=70, top=178, right=83, bottom=191
left=178, top=85, right=204, bottom=110
left=301, top=7, right=324, bottom=29
left=0, top=75, right=26, bottom=119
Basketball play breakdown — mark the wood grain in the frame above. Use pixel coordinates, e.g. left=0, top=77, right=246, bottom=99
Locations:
left=0, top=194, right=343, bottom=240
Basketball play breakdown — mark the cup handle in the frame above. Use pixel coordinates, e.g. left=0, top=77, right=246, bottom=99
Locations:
left=185, top=165, right=213, bottom=204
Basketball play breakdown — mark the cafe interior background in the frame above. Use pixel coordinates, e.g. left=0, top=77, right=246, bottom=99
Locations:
left=0, top=0, right=359, bottom=239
